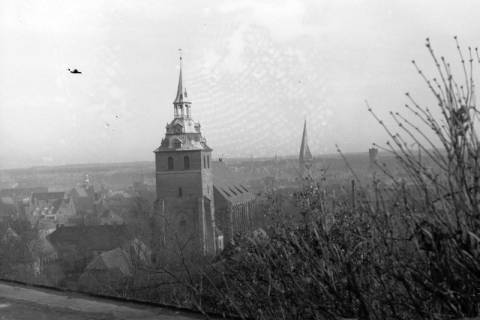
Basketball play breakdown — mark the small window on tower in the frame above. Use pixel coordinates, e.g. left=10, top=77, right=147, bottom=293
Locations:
left=178, top=187, right=183, bottom=197
left=168, top=157, right=174, bottom=170
left=207, top=155, right=210, bottom=168
left=203, top=155, right=206, bottom=169
left=184, top=156, right=190, bottom=170
left=180, top=219, right=187, bottom=228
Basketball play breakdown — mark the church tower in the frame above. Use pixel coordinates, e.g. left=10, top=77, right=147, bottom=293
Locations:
left=154, top=56, right=216, bottom=258
left=299, top=120, right=314, bottom=180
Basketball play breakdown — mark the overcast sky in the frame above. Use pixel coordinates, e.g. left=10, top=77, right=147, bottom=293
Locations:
left=0, top=0, right=479, bottom=169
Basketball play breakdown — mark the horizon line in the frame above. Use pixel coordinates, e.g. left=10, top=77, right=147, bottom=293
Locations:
left=0, top=150, right=395, bottom=172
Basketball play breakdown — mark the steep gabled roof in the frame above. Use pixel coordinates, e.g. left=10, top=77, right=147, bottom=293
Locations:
left=86, top=247, right=132, bottom=276
left=212, top=161, right=255, bottom=205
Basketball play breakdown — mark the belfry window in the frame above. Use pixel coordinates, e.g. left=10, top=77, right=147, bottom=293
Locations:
left=203, top=155, right=206, bottom=169
left=184, top=156, right=190, bottom=170
left=207, top=155, right=210, bottom=168
left=168, top=157, right=174, bottom=170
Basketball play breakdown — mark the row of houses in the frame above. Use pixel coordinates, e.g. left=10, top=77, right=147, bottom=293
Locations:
left=0, top=220, right=152, bottom=294
left=0, top=180, right=130, bottom=230
left=0, top=179, right=161, bottom=290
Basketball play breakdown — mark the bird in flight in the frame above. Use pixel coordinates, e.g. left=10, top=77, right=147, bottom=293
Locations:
left=68, top=68, right=82, bottom=74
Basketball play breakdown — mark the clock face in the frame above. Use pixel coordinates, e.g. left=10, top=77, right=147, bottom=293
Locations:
left=174, top=124, right=182, bottom=133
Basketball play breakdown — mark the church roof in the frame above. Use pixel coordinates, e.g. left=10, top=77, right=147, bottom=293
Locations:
left=154, top=138, right=212, bottom=152
left=155, top=56, right=212, bottom=153
left=212, top=161, right=255, bottom=205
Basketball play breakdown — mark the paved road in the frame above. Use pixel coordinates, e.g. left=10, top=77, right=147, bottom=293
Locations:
left=0, top=282, right=206, bottom=320
left=0, top=297, right=113, bottom=320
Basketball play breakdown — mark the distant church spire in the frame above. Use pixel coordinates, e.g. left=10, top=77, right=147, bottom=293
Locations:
left=299, top=120, right=313, bottom=179
left=173, top=50, right=191, bottom=119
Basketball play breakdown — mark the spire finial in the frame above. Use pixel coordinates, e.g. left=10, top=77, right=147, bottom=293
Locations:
left=178, top=48, right=183, bottom=65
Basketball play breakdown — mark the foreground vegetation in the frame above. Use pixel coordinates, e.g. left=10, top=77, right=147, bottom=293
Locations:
left=177, top=38, right=480, bottom=319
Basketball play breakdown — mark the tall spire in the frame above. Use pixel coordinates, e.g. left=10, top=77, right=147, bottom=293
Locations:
left=173, top=50, right=191, bottom=119
left=299, top=120, right=313, bottom=164
left=174, top=53, right=186, bottom=104
left=299, top=120, right=313, bottom=179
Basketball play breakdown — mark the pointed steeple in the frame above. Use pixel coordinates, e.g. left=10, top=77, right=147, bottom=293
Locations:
left=174, top=56, right=189, bottom=104
left=299, top=120, right=313, bottom=180
left=299, top=120, right=313, bottom=164
left=172, top=52, right=192, bottom=119
left=174, top=58, right=185, bottom=104
left=157, top=51, right=205, bottom=152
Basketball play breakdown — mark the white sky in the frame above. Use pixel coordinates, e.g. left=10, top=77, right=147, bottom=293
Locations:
left=0, top=0, right=479, bottom=169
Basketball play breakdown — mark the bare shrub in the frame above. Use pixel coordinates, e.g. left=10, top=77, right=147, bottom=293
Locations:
left=192, top=38, right=480, bottom=320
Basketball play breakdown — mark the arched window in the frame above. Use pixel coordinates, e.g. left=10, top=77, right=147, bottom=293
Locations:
left=207, top=155, right=210, bottom=168
left=168, top=157, right=174, bottom=170
left=184, top=156, right=190, bottom=170
left=178, top=187, right=183, bottom=197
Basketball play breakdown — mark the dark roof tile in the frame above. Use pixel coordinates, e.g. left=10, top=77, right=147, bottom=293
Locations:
left=212, top=161, right=255, bottom=204
left=47, top=225, right=130, bottom=252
